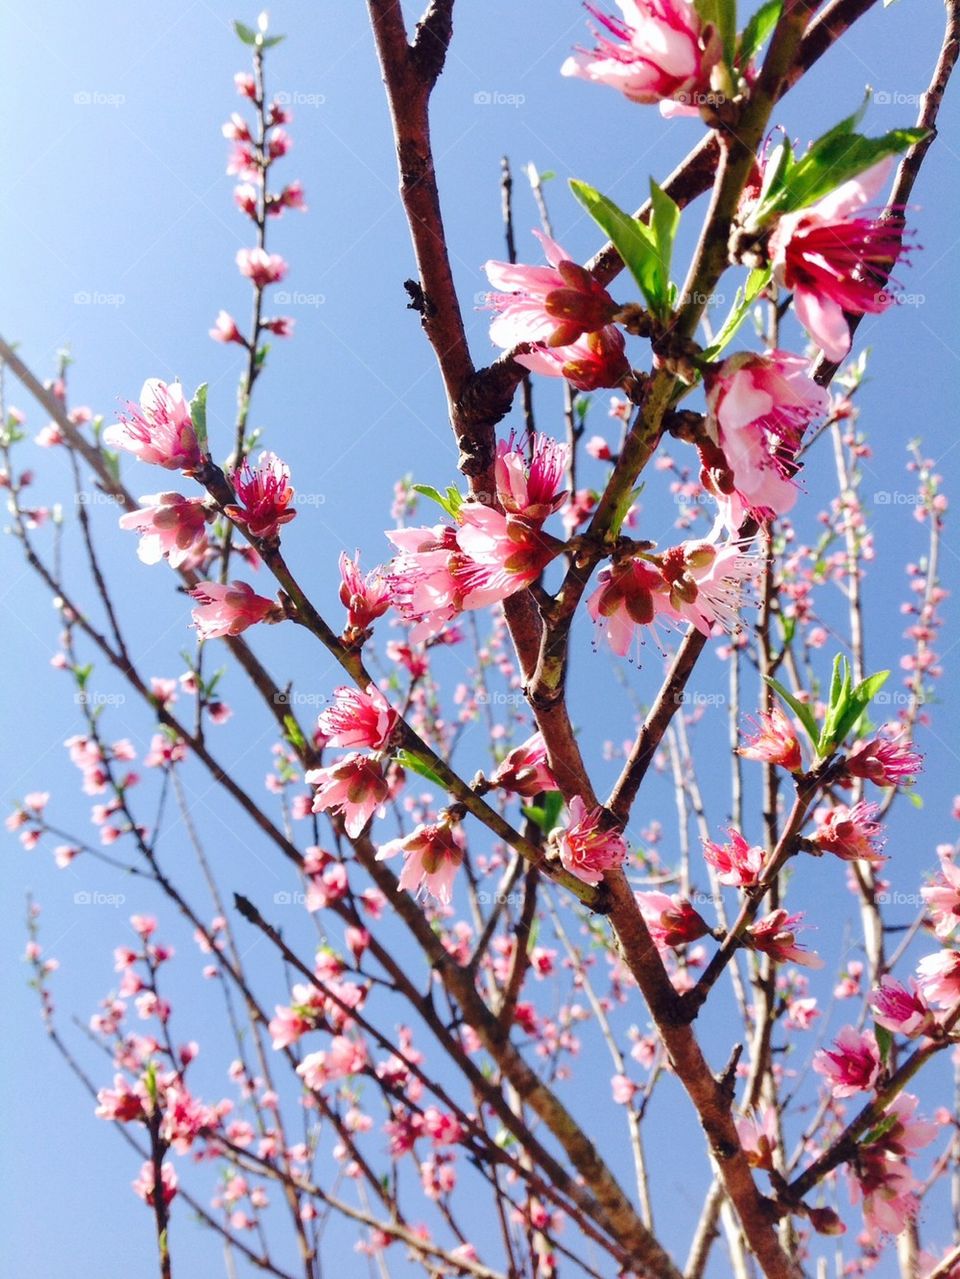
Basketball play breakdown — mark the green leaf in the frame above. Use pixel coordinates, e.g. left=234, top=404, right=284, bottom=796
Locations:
left=522, top=791, right=565, bottom=835
left=696, top=0, right=737, bottom=62
left=283, top=714, right=306, bottom=753
left=826, top=669, right=891, bottom=751
left=738, top=0, right=782, bottom=65
left=411, top=483, right=462, bottom=521
left=260, top=34, right=285, bottom=48
left=394, top=749, right=444, bottom=788
left=189, top=382, right=208, bottom=455
left=233, top=19, right=258, bottom=45
left=874, top=1021, right=894, bottom=1066
left=649, top=179, right=680, bottom=288
left=608, top=484, right=643, bottom=540
left=569, top=179, right=669, bottom=317
left=908, top=790, right=923, bottom=809
left=763, top=676, right=819, bottom=748
left=702, top=267, right=771, bottom=359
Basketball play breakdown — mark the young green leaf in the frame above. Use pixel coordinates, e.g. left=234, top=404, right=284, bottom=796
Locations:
left=569, top=179, right=668, bottom=316
left=189, top=382, right=208, bottom=456
left=411, top=483, right=462, bottom=521
left=763, top=675, right=820, bottom=748
left=738, top=0, right=782, bottom=65
left=702, top=267, right=771, bottom=359
left=233, top=19, right=258, bottom=45
left=394, top=749, right=445, bottom=788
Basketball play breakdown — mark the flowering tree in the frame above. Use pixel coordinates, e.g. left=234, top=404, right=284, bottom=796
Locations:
left=5, top=2, right=960, bottom=1277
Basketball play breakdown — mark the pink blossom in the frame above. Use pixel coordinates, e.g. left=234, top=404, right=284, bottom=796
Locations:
left=236, top=247, right=288, bottom=288
left=814, top=801, right=885, bottom=863
left=611, top=1073, right=638, bottom=1104
left=813, top=1027, right=881, bottom=1097
left=747, top=909, right=823, bottom=968
left=118, top=492, right=209, bottom=568
left=737, top=705, right=803, bottom=773
left=635, top=890, right=710, bottom=949
left=234, top=72, right=256, bottom=98
left=587, top=557, right=674, bottom=656
left=210, top=310, right=244, bottom=344
left=262, top=315, right=294, bottom=337
left=659, top=537, right=759, bottom=636
left=484, top=231, right=616, bottom=350
left=870, top=976, right=933, bottom=1037
left=494, top=432, right=569, bottom=521
left=453, top=504, right=564, bottom=609
left=490, top=732, right=557, bottom=798
left=922, top=848, right=960, bottom=940
left=703, top=828, right=765, bottom=887
left=189, top=580, right=278, bottom=640
left=305, top=754, right=389, bottom=838
left=736, top=1108, right=778, bottom=1171
left=515, top=325, right=629, bottom=392
left=226, top=450, right=296, bottom=540
left=703, top=351, right=830, bottom=527
left=296, top=1035, right=369, bottom=1088
left=339, top=551, right=390, bottom=637
left=916, top=949, right=960, bottom=1009
left=846, top=735, right=922, bottom=787
left=555, top=797, right=627, bottom=886
left=769, top=159, right=908, bottom=362
left=317, top=684, right=398, bottom=751
left=103, top=379, right=202, bottom=471
left=561, top=0, right=720, bottom=116
left=132, top=1160, right=178, bottom=1207
left=850, top=1152, right=917, bottom=1236
left=377, top=820, right=465, bottom=905
left=96, top=1074, right=147, bottom=1123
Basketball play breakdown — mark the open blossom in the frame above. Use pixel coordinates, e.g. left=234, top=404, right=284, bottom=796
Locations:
left=587, top=557, right=674, bottom=656
left=484, top=231, right=616, bottom=350
left=96, top=1074, right=147, bottom=1123
left=747, top=909, right=823, bottom=968
left=210, top=309, right=244, bottom=344
left=225, top=450, right=296, bottom=540
left=814, top=801, right=885, bottom=863
left=296, top=1036, right=369, bottom=1088
left=916, top=949, right=960, bottom=1009
left=103, top=379, right=201, bottom=471
left=635, top=890, right=709, bottom=949
left=317, top=684, right=397, bottom=751
left=133, top=1160, right=178, bottom=1207
left=190, top=580, right=278, bottom=640
left=554, top=797, right=627, bottom=886
left=490, top=732, right=557, bottom=798
left=561, top=0, right=720, bottom=116
left=813, top=1027, right=881, bottom=1097
left=659, top=538, right=759, bottom=636
left=236, top=247, right=288, bottom=288
left=305, top=753, right=389, bottom=839
left=845, top=734, right=922, bottom=787
left=377, top=819, right=465, bottom=905
left=118, top=492, right=209, bottom=568
left=515, top=325, right=629, bottom=392
left=768, top=159, right=909, bottom=362
left=339, top=551, right=390, bottom=636
left=737, top=705, right=802, bottom=773
left=495, top=432, right=568, bottom=521
left=870, top=975, right=933, bottom=1038
left=703, top=351, right=830, bottom=527
left=850, top=1093, right=936, bottom=1235
left=922, top=848, right=960, bottom=940
left=703, top=828, right=764, bottom=887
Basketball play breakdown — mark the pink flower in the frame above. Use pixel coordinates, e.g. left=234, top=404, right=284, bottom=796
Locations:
left=118, top=492, right=209, bottom=567
left=385, top=523, right=462, bottom=641
left=922, top=848, right=960, bottom=941
left=96, top=1074, right=147, bottom=1123
left=659, top=537, right=759, bottom=636
left=635, top=890, right=709, bottom=949
left=561, top=0, right=720, bottom=116
left=225, top=450, right=296, bottom=540
left=210, top=310, right=244, bottom=344
left=262, top=316, right=294, bottom=337
left=490, top=732, right=557, bottom=798
left=587, top=557, right=674, bottom=656
left=234, top=71, right=256, bottom=98
left=377, top=820, right=465, bottom=905
left=737, top=706, right=802, bottom=773
left=484, top=231, right=616, bottom=350
left=850, top=1152, right=917, bottom=1236
left=236, top=247, right=288, bottom=288
left=296, top=1035, right=368, bottom=1088
left=845, top=734, right=922, bottom=787
left=555, top=797, right=627, bottom=886
left=703, top=828, right=765, bottom=887
left=453, top=504, right=564, bottom=609
left=103, top=379, right=202, bottom=471
left=339, top=552, right=390, bottom=637
left=813, top=1027, right=881, bottom=1097
left=306, top=753, right=389, bottom=838
left=769, top=159, right=908, bottom=361
left=814, top=801, right=885, bottom=863
left=916, top=949, right=960, bottom=1009
left=317, top=684, right=398, bottom=751
left=747, top=909, right=823, bottom=968
left=611, top=1073, right=638, bottom=1104
left=703, top=351, right=830, bottom=527
left=515, top=325, right=629, bottom=392
left=190, top=580, right=277, bottom=640
left=870, top=975, right=933, bottom=1038
left=736, top=1108, right=778, bottom=1171
left=133, top=1160, right=178, bottom=1207
left=494, top=432, right=569, bottom=521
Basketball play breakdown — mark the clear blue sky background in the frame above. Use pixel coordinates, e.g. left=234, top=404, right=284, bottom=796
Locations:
left=2, top=2, right=960, bottom=1276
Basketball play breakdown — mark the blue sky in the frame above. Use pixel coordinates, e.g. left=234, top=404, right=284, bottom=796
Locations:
left=3, top=1, right=960, bottom=1275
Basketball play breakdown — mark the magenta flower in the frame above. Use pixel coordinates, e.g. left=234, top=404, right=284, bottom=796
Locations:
left=846, top=735, right=922, bottom=787
left=317, top=684, right=398, bottom=752
left=490, top=732, right=557, bottom=798
left=587, top=557, right=674, bottom=656
left=814, top=801, right=885, bottom=864
left=133, top=1160, right=178, bottom=1207
left=747, top=909, right=823, bottom=968
left=515, top=325, right=629, bottom=392
left=226, top=450, right=296, bottom=540
left=561, top=0, right=720, bottom=116
left=769, top=159, right=909, bottom=361
left=813, top=1027, right=881, bottom=1098
left=635, top=889, right=710, bottom=949
left=494, top=432, right=569, bottom=522
left=338, top=551, right=390, bottom=636
left=453, top=504, right=564, bottom=609
left=296, top=1035, right=369, bottom=1088
left=118, top=492, right=209, bottom=568
left=916, top=949, right=960, bottom=1009
left=736, top=1108, right=778, bottom=1171
left=305, top=753, right=389, bottom=838
left=659, top=537, right=759, bottom=636
left=103, top=379, right=202, bottom=471
left=236, top=247, right=288, bottom=288
left=210, top=310, right=244, bottom=344
left=703, top=351, right=830, bottom=527
left=484, top=231, right=617, bottom=350
left=703, top=828, right=765, bottom=888
left=384, top=523, right=462, bottom=641
left=555, top=797, right=627, bottom=886
left=376, top=819, right=465, bottom=905
left=737, top=706, right=803, bottom=773
left=189, top=580, right=278, bottom=640
left=870, top=976, right=933, bottom=1038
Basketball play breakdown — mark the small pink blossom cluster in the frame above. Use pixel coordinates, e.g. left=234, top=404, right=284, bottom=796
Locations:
left=305, top=684, right=399, bottom=841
